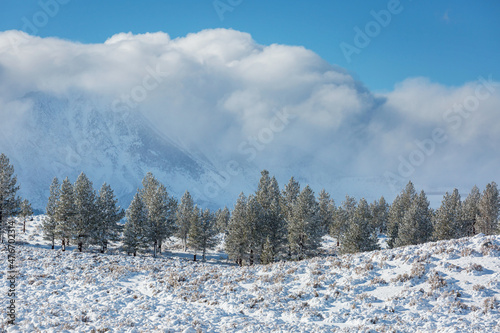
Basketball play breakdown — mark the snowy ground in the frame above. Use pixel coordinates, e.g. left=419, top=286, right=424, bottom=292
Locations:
left=1, top=216, right=500, bottom=332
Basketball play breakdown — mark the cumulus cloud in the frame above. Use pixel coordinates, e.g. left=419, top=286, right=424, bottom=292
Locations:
left=0, top=28, right=499, bottom=205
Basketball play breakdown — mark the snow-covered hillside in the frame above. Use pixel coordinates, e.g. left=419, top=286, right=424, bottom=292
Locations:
left=2, top=216, right=500, bottom=332
left=0, top=92, right=235, bottom=210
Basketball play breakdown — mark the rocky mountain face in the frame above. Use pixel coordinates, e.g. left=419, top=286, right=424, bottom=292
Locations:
left=1, top=92, right=227, bottom=210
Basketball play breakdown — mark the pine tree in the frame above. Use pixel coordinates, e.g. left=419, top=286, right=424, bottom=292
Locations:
left=281, top=176, right=300, bottom=223
left=396, top=190, right=433, bottom=246
left=477, top=182, right=500, bottom=235
left=43, top=177, right=60, bottom=249
left=147, top=184, right=177, bottom=257
left=215, top=206, right=230, bottom=234
left=281, top=176, right=300, bottom=257
left=433, top=189, right=461, bottom=241
left=318, top=189, right=335, bottom=236
left=138, top=173, right=178, bottom=256
left=188, top=207, right=217, bottom=260
left=287, top=185, right=321, bottom=260
left=225, top=193, right=248, bottom=266
left=124, top=193, right=147, bottom=256
left=246, top=195, right=265, bottom=265
left=93, top=183, right=124, bottom=253
left=73, top=172, right=97, bottom=252
left=256, top=171, right=286, bottom=263
left=387, top=181, right=417, bottom=248
left=55, top=177, right=76, bottom=251
left=370, top=196, right=389, bottom=234
left=176, top=190, right=195, bottom=251
left=340, top=198, right=379, bottom=254
left=0, top=153, right=20, bottom=243
left=461, top=185, right=481, bottom=237
left=20, top=199, right=33, bottom=233
left=330, top=195, right=356, bottom=247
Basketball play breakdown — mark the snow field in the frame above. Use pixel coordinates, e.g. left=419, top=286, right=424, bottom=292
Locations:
left=1, top=216, right=500, bottom=332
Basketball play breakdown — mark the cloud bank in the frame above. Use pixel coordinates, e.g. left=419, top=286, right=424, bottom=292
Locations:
left=0, top=29, right=499, bottom=205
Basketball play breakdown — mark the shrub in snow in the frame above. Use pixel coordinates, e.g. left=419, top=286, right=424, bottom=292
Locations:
left=465, top=263, right=483, bottom=274
left=428, top=271, right=447, bottom=290
left=483, top=297, right=498, bottom=313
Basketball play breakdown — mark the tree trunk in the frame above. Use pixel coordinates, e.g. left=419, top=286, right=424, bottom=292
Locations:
left=62, top=239, right=66, bottom=252
left=23, top=219, right=26, bottom=233
left=193, top=254, right=197, bottom=261
left=133, top=251, right=136, bottom=257
left=153, top=241, right=157, bottom=258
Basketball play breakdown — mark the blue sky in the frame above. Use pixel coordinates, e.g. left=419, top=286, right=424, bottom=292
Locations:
left=1, top=0, right=499, bottom=91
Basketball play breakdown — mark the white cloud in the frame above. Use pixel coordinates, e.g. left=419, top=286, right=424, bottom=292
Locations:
left=0, top=28, right=499, bottom=204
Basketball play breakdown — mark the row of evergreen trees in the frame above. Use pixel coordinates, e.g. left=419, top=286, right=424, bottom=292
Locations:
left=223, top=173, right=500, bottom=265
left=42, top=173, right=124, bottom=252
left=1, top=150, right=499, bottom=264
left=122, top=172, right=234, bottom=259
left=387, top=181, right=500, bottom=248
left=223, top=171, right=386, bottom=265
left=41, top=171, right=221, bottom=259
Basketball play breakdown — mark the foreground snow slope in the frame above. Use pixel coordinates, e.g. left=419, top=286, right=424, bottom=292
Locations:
left=2, top=217, right=500, bottom=332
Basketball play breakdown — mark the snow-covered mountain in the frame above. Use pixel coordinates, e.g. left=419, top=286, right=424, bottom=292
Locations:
left=1, top=91, right=402, bottom=211
left=0, top=91, right=243, bottom=210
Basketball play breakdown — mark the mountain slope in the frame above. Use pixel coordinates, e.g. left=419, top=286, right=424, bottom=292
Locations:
left=0, top=92, right=224, bottom=209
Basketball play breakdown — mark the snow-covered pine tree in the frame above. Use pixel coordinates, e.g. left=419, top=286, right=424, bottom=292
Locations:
left=433, top=189, right=462, bottom=241
left=267, top=176, right=287, bottom=261
left=55, top=177, right=76, bottom=251
left=215, top=206, right=230, bottom=234
left=370, top=196, right=389, bottom=234
left=162, top=190, right=177, bottom=254
left=20, top=199, right=33, bottom=233
left=461, top=185, right=481, bottom=237
left=0, top=153, right=20, bottom=243
left=260, top=236, right=274, bottom=265
left=281, top=176, right=300, bottom=257
left=387, top=181, right=417, bottom=248
left=317, top=189, right=335, bottom=236
left=225, top=193, right=248, bottom=266
left=246, top=194, right=265, bottom=265
left=147, top=184, right=177, bottom=257
left=396, top=190, right=433, bottom=246
left=340, top=198, right=379, bottom=254
left=477, top=182, right=500, bottom=235
left=123, top=193, right=147, bottom=256
left=93, top=183, right=124, bottom=253
left=281, top=176, right=300, bottom=224
left=43, top=177, right=60, bottom=249
left=188, top=205, right=201, bottom=260
left=287, top=185, right=321, bottom=260
left=256, top=171, right=286, bottom=263
left=176, top=190, right=195, bottom=251
left=330, top=195, right=356, bottom=247
left=73, top=172, right=97, bottom=252
left=188, top=207, right=217, bottom=261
